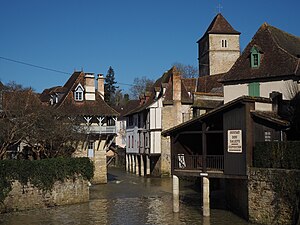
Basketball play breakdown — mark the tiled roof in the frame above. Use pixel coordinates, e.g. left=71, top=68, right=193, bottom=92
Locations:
left=197, top=13, right=240, bottom=42
left=251, top=110, right=290, bottom=127
left=192, top=99, right=223, bottom=109
left=197, top=73, right=224, bottom=93
left=113, top=100, right=140, bottom=119
left=58, top=92, right=119, bottom=116
left=40, top=71, right=119, bottom=116
left=182, top=78, right=197, bottom=93
left=125, top=67, right=194, bottom=116
left=39, top=86, right=66, bottom=103
left=162, top=95, right=271, bottom=136
left=220, top=23, right=300, bottom=84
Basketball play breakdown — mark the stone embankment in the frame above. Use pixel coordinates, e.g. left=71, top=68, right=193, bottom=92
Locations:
left=1, top=177, right=89, bottom=213
left=248, top=168, right=300, bottom=225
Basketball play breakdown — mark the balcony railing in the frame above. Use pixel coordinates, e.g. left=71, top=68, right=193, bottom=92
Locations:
left=173, top=154, right=224, bottom=171
left=81, top=125, right=116, bottom=134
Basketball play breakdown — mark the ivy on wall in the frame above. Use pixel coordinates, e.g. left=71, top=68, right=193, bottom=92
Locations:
left=253, top=142, right=300, bottom=169
left=0, top=157, right=94, bottom=202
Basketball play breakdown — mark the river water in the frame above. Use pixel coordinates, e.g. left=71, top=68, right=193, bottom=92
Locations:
left=0, top=168, right=252, bottom=225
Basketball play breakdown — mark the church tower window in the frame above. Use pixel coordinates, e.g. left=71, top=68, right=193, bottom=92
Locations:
left=221, top=39, right=228, bottom=48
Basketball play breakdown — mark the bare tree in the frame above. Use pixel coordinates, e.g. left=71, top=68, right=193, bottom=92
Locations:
left=172, top=62, right=198, bottom=78
left=129, top=76, right=154, bottom=99
left=0, top=83, right=84, bottom=159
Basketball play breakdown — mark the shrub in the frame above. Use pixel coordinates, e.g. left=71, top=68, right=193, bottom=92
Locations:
left=0, top=157, right=94, bottom=202
left=254, top=142, right=300, bottom=169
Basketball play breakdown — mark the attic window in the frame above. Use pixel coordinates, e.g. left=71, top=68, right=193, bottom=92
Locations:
left=250, top=46, right=261, bottom=68
left=74, top=83, right=84, bottom=101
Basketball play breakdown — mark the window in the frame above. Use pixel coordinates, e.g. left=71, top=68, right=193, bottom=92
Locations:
left=128, top=136, right=131, bottom=148
left=74, top=84, right=84, bottom=101
left=75, top=91, right=83, bottom=101
left=248, top=82, right=260, bottom=97
left=264, top=131, right=271, bottom=142
left=128, top=116, right=133, bottom=126
left=221, top=39, right=227, bottom=48
left=132, top=136, right=134, bottom=148
left=87, top=141, right=94, bottom=158
left=250, top=46, right=261, bottom=68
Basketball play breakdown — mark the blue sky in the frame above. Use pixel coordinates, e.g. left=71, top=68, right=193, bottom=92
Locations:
left=0, top=0, right=300, bottom=94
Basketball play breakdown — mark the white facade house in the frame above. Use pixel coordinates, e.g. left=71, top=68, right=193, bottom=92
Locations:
left=220, top=23, right=300, bottom=103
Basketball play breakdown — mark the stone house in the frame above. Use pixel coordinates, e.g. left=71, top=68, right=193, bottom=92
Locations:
left=40, top=71, right=119, bottom=184
left=193, top=13, right=241, bottom=116
left=220, top=23, right=300, bottom=103
left=197, top=13, right=240, bottom=76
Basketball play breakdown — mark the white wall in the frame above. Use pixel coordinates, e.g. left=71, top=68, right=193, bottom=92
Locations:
left=224, top=79, right=297, bottom=103
left=150, top=131, right=161, bottom=154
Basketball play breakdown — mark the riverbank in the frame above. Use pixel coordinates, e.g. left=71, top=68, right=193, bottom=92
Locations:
left=1, top=168, right=251, bottom=225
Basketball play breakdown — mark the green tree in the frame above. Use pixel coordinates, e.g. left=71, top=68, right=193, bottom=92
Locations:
left=104, top=66, right=119, bottom=105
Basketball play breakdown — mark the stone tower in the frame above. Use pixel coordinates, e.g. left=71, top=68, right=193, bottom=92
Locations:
left=197, top=13, right=240, bottom=76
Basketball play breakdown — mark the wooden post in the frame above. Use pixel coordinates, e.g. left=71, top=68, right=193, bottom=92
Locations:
left=202, top=176, right=210, bottom=217
left=173, top=175, right=179, bottom=213
left=125, top=154, right=128, bottom=172
left=140, top=155, right=145, bottom=176
left=132, top=155, right=135, bottom=173
left=135, top=155, right=139, bottom=175
left=128, top=154, right=132, bottom=173
left=202, top=123, right=207, bottom=172
left=146, top=155, right=151, bottom=175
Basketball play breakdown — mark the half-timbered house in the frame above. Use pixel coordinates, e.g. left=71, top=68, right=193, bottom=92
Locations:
left=40, top=71, right=119, bottom=183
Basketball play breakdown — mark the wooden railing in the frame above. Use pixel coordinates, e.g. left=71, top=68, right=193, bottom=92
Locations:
left=173, top=154, right=224, bottom=171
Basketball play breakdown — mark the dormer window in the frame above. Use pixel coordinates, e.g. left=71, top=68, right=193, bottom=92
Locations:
left=74, top=83, right=84, bottom=101
left=250, top=46, right=261, bottom=68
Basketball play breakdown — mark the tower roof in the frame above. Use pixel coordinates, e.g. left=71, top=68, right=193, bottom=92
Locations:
left=197, top=13, right=240, bottom=42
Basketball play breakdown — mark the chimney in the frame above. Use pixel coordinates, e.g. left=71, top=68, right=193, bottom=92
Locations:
left=97, top=74, right=105, bottom=99
left=84, top=73, right=95, bottom=101
left=172, top=67, right=181, bottom=101
left=270, top=91, right=283, bottom=114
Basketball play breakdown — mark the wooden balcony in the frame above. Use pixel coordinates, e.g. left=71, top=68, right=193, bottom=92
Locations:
left=81, top=125, right=117, bottom=134
left=173, top=154, right=224, bottom=172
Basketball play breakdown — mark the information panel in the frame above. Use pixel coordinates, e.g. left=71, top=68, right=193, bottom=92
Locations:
left=227, top=130, right=242, bottom=153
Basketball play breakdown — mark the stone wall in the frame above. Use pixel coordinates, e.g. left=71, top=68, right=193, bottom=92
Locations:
left=161, top=103, right=191, bottom=176
left=1, top=177, right=89, bottom=213
left=248, top=168, right=300, bottom=225
left=73, top=139, right=107, bottom=184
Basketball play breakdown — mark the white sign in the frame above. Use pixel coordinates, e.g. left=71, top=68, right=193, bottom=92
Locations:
left=227, top=130, right=242, bottom=153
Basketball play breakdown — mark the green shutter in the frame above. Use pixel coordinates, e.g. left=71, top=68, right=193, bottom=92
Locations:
left=248, top=82, right=260, bottom=97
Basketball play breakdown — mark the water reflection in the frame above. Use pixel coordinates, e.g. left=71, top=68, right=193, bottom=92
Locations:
left=0, top=168, right=252, bottom=225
